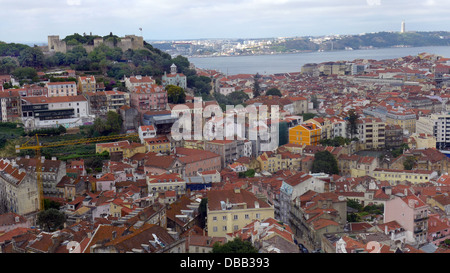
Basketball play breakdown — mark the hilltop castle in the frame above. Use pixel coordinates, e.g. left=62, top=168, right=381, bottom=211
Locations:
left=47, top=34, right=144, bottom=54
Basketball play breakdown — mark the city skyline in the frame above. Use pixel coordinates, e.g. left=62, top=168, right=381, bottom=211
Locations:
left=1, top=0, right=449, bottom=43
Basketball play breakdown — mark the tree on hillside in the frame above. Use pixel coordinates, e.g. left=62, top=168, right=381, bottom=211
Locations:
left=37, top=208, right=66, bottom=232
left=347, top=109, right=359, bottom=139
left=166, top=85, right=186, bottom=104
left=266, top=87, right=282, bottom=97
left=311, top=150, right=339, bottom=175
left=252, top=73, right=262, bottom=98
left=18, top=46, right=44, bottom=68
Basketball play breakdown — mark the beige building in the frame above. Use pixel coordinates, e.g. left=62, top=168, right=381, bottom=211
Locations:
left=0, top=159, right=40, bottom=214
left=356, top=117, right=385, bottom=150
left=385, top=108, right=416, bottom=136
left=408, top=133, right=436, bottom=149
left=372, top=168, right=435, bottom=185
left=207, top=188, right=274, bottom=237
left=46, top=81, right=77, bottom=97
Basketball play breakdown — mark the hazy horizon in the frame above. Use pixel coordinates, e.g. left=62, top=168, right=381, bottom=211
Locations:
left=1, top=0, right=449, bottom=44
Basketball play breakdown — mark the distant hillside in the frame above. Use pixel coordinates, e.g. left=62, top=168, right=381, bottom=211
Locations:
left=270, top=31, right=450, bottom=52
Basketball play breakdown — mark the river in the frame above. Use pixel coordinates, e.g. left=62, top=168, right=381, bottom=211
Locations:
left=188, top=46, right=450, bottom=76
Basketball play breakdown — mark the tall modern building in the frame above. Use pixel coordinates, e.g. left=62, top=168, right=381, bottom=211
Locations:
left=401, top=20, right=405, bottom=33
left=417, top=112, right=450, bottom=150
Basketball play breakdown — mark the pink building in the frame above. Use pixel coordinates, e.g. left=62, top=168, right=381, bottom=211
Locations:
left=96, top=173, right=117, bottom=192
left=130, top=84, right=168, bottom=117
left=384, top=193, right=429, bottom=245
left=427, top=215, right=450, bottom=246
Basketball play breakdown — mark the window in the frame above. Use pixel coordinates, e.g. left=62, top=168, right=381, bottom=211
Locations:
left=213, top=226, right=218, bottom=232
left=213, top=216, right=217, bottom=222
left=222, top=216, right=227, bottom=221
left=222, top=226, right=227, bottom=231
left=233, top=215, right=238, bottom=220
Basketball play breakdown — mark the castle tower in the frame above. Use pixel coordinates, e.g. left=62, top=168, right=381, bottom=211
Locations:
left=401, top=20, right=405, bottom=33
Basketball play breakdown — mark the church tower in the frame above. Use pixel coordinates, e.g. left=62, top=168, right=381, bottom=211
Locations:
left=170, top=63, right=177, bottom=75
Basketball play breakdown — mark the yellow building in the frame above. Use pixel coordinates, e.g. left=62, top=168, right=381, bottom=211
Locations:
left=305, top=117, right=332, bottom=140
left=256, top=151, right=301, bottom=173
left=207, top=188, right=274, bottom=237
left=372, top=168, right=434, bottom=185
left=183, top=139, right=205, bottom=150
left=144, top=135, right=171, bottom=154
left=95, top=140, right=146, bottom=158
left=289, top=123, right=321, bottom=146
left=77, top=75, right=96, bottom=94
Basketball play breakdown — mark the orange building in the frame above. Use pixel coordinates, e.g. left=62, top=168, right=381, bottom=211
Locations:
left=289, top=123, right=321, bottom=146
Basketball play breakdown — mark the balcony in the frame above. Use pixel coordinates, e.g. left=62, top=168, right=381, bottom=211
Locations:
left=414, top=215, right=428, bottom=222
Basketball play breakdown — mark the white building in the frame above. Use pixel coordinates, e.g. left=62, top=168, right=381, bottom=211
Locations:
left=21, top=95, right=91, bottom=129
left=162, top=64, right=187, bottom=90
left=124, top=75, right=156, bottom=92
left=138, top=125, right=157, bottom=144
left=416, top=112, right=450, bottom=150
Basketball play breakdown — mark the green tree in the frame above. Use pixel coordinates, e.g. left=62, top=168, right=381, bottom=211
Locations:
left=18, top=46, right=44, bottom=68
left=403, top=156, right=416, bottom=170
left=311, top=95, right=319, bottom=109
left=212, top=237, right=258, bottom=253
left=43, top=199, right=62, bottom=210
left=266, top=87, right=282, bottom=97
left=0, top=57, right=18, bottom=74
left=12, top=67, right=37, bottom=81
left=252, top=73, right=261, bottom=98
left=198, top=198, right=208, bottom=229
left=311, top=150, right=339, bottom=175
left=166, top=85, right=186, bottom=104
left=347, top=109, right=359, bottom=138
left=36, top=208, right=66, bottom=232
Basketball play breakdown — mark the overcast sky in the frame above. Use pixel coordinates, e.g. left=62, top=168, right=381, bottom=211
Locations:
left=1, top=0, right=449, bottom=43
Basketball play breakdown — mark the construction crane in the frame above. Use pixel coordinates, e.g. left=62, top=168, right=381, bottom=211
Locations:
left=16, top=132, right=138, bottom=211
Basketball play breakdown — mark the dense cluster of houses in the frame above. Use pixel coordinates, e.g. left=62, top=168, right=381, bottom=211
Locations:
left=1, top=52, right=450, bottom=253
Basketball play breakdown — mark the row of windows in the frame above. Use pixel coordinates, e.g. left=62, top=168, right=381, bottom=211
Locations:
left=212, top=213, right=260, bottom=222
left=374, top=173, right=428, bottom=180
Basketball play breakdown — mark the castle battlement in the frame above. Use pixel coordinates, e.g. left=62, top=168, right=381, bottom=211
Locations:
left=47, top=34, right=144, bottom=54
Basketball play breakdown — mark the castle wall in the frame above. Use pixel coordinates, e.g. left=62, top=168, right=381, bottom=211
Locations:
left=47, top=34, right=144, bottom=54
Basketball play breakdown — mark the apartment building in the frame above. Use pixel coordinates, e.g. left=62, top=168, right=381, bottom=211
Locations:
left=0, top=89, right=22, bottom=123
left=384, top=194, right=429, bottom=246
left=204, top=139, right=245, bottom=167
left=356, top=117, right=385, bottom=150
left=372, top=168, right=435, bottom=185
left=124, top=75, right=156, bottom=92
left=207, top=188, right=274, bottom=237
left=385, top=108, right=416, bottom=136
left=46, top=81, right=77, bottom=97
left=289, top=123, right=321, bottom=146
left=0, top=159, right=39, bottom=215
left=77, top=75, right=96, bottom=94
left=290, top=191, right=347, bottom=250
